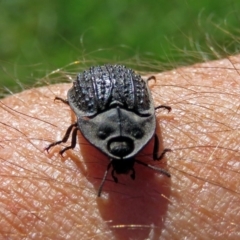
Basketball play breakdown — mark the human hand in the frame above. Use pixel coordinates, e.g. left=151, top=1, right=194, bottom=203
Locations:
left=0, top=55, right=239, bottom=239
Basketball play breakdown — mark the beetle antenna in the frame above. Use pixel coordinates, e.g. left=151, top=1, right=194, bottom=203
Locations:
left=98, top=161, right=112, bottom=197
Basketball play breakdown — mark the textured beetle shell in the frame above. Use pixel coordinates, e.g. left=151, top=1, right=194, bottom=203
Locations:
left=68, top=65, right=153, bottom=117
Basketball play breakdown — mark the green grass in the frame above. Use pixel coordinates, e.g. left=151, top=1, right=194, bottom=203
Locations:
left=0, top=0, right=240, bottom=90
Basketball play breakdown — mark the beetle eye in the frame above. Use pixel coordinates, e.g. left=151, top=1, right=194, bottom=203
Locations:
left=132, top=128, right=144, bottom=139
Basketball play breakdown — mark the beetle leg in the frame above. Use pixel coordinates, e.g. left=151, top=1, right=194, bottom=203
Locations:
left=130, top=167, right=135, bottom=180
left=154, top=148, right=172, bottom=160
left=54, top=96, right=69, bottom=105
left=111, top=168, right=118, bottom=183
left=146, top=76, right=171, bottom=112
left=45, top=122, right=77, bottom=152
left=146, top=75, right=156, bottom=83
left=155, top=105, right=171, bottom=112
left=153, top=134, right=171, bottom=160
left=135, top=159, right=171, bottom=177
left=147, top=77, right=171, bottom=112
left=98, top=161, right=112, bottom=197
left=59, top=126, right=79, bottom=156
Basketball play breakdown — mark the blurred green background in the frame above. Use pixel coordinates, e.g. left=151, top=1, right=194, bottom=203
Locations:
left=0, top=0, right=240, bottom=91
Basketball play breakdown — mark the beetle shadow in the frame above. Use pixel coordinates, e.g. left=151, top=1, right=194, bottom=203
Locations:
left=80, top=126, right=172, bottom=240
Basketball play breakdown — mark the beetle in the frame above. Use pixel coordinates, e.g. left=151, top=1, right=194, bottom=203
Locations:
left=46, top=64, right=171, bottom=196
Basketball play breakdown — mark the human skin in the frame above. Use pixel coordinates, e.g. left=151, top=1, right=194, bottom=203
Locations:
left=0, top=55, right=239, bottom=239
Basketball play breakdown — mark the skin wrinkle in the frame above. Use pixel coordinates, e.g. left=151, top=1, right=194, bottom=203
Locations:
left=0, top=56, right=239, bottom=239
left=0, top=112, right=93, bottom=238
left=166, top=63, right=239, bottom=238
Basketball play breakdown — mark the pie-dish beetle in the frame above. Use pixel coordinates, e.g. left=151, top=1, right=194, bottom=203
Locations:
left=46, top=64, right=171, bottom=196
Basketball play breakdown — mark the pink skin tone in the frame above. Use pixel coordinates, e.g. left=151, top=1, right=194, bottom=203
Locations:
left=0, top=55, right=239, bottom=239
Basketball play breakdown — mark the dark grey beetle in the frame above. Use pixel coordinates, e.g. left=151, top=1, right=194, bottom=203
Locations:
left=46, top=64, right=171, bottom=196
